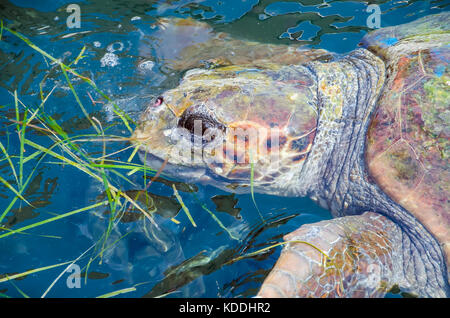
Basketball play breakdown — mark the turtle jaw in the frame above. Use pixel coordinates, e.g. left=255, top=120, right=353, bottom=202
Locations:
left=133, top=130, right=252, bottom=193
left=136, top=149, right=223, bottom=188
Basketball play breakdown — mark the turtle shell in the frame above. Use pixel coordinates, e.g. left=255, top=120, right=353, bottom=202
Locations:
left=364, top=14, right=450, bottom=267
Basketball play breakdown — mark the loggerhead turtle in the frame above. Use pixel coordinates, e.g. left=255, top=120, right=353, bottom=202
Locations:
left=132, top=13, right=449, bottom=297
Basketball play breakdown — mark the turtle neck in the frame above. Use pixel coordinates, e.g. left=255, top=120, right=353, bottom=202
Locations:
left=302, top=48, right=449, bottom=296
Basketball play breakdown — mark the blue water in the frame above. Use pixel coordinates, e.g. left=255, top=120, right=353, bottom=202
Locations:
left=0, top=0, right=447, bottom=298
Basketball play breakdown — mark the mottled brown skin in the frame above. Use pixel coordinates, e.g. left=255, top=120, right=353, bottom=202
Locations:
left=134, top=14, right=450, bottom=298
left=258, top=213, right=402, bottom=297
left=365, top=38, right=450, bottom=275
left=258, top=15, right=450, bottom=298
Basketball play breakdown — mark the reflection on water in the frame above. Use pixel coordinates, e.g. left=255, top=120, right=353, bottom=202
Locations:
left=0, top=0, right=447, bottom=298
left=1, top=0, right=448, bottom=96
left=211, top=193, right=242, bottom=219
left=144, top=212, right=296, bottom=298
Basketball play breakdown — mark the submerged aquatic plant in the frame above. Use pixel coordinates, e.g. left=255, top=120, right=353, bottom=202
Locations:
left=0, top=24, right=248, bottom=298
left=0, top=22, right=327, bottom=299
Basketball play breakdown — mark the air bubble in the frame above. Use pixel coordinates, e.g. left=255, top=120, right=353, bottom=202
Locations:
left=138, top=60, right=155, bottom=71
left=100, top=52, right=119, bottom=67
left=107, top=42, right=124, bottom=53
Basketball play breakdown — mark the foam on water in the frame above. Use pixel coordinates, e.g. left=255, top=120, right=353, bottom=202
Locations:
left=100, top=52, right=119, bottom=67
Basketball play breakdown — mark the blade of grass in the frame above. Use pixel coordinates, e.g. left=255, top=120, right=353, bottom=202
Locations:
left=69, top=45, right=86, bottom=66
left=96, top=278, right=153, bottom=298
left=170, top=217, right=180, bottom=224
left=94, top=116, right=119, bottom=264
left=0, top=189, right=20, bottom=224
left=0, top=200, right=108, bottom=239
left=0, top=260, right=73, bottom=283
left=0, top=226, right=62, bottom=239
left=0, top=175, right=33, bottom=206
left=41, top=243, right=97, bottom=298
left=22, top=150, right=43, bottom=164
left=126, top=167, right=140, bottom=176
left=90, top=163, right=156, bottom=172
left=92, top=143, right=136, bottom=161
left=5, top=276, right=29, bottom=298
left=126, top=144, right=140, bottom=163
left=96, top=287, right=137, bottom=298
left=197, top=201, right=239, bottom=241
left=154, top=290, right=181, bottom=298
left=60, top=65, right=100, bottom=134
left=0, top=141, right=18, bottom=185
left=4, top=26, right=135, bottom=133
left=172, top=184, right=196, bottom=227
left=226, top=240, right=331, bottom=265
left=82, top=228, right=133, bottom=285
left=14, top=90, right=26, bottom=189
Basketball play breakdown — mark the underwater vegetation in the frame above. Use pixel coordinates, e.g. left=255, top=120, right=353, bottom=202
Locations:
left=0, top=0, right=447, bottom=298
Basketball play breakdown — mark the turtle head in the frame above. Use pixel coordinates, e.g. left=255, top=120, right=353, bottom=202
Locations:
left=132, top=64, right=318, bottom=194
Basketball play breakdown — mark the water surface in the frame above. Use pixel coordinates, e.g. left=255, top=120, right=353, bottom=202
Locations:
left=0, top=0, right=447, bottom=298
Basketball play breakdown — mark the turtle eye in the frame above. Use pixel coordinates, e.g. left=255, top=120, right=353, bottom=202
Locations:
left=154, top=96, right=163, bottom=107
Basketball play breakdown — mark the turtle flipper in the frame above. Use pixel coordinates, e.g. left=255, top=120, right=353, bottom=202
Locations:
left=147, top=17, right=331, bottom=71
left=257, top=212, right=411, bottom=298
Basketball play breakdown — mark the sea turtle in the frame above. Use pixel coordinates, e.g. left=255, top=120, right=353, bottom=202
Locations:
left=132, top=13, right=449, bottom=297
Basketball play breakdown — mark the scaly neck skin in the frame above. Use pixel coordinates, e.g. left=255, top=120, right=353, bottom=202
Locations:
left=295, top=48, right=385, bottom=203
left=306, top=48, right=385, bottom=214
left=302, top=48, right=449, bottom=296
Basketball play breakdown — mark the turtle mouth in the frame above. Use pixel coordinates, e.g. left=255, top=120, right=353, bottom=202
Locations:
left=138, top=148, right=244, bottom=190
left=177, top=106, right=226, bottom=144
left=139, top=150, right=209, bottom=181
